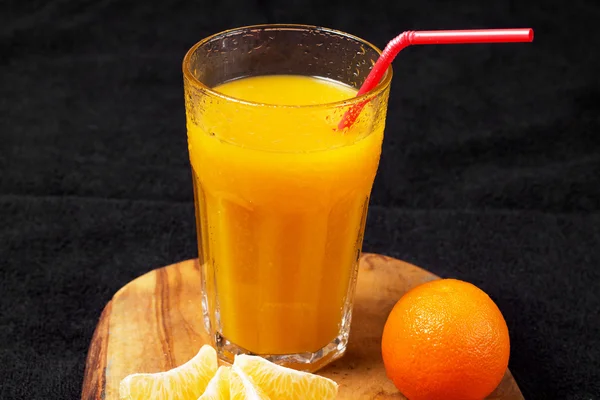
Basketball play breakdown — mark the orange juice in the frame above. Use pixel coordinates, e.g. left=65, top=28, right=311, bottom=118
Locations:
left=186, top=75, right=386, bottom=355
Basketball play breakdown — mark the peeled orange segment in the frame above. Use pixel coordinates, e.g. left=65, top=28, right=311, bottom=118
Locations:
left=229, top=366, right=270, bottom=400
left=198, top=366, right=231, bottom=400
left=119, top=344, right=218, bottom=400
left=233, top=354, right=338, bottom=400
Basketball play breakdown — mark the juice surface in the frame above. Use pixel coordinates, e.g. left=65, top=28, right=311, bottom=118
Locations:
left=187, top=75, right=385, bottom=354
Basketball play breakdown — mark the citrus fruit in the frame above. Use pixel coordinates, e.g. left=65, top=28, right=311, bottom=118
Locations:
left=119, top=344, right=218, bottom=400
left=381, top=279, right=510, bottom=400
left=198, top=366, right=231, bottom=400
left=229, top=366, right=270, bottom=400
left=233, top=354, right=338, bottom=400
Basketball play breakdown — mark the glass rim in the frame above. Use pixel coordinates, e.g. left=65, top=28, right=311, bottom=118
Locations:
left=182, top=23, right=393, bottom=109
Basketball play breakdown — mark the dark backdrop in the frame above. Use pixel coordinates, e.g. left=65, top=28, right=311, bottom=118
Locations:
left=1, top=0, right=599, bottom=399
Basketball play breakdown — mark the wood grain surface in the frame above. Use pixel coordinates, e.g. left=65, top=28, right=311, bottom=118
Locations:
left=81, top=253, right=524, bottom=400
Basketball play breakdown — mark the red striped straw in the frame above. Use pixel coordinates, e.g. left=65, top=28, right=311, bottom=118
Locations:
left=338, top=28, right=534, bottom=130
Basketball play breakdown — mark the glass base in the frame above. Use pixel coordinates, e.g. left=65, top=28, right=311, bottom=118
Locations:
left=213, top=330, right=349, bottom=373
left=200, top=263, right=356, bottom=373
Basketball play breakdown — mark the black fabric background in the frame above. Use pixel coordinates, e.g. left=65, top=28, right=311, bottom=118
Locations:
left=1, top=0, right=599, bottom=399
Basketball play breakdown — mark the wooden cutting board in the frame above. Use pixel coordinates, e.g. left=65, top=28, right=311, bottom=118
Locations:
left=81, top=253, right=523, bottom=400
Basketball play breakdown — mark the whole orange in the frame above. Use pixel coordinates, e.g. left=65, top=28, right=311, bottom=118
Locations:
left=381, top=279, right=510, bottom=400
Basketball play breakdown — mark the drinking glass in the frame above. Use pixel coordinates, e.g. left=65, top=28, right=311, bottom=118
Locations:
left=183, top=24, right=392, bottom=371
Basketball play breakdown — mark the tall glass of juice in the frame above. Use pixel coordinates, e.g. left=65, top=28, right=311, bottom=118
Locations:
left=183, top=24, right=392, bottom=371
